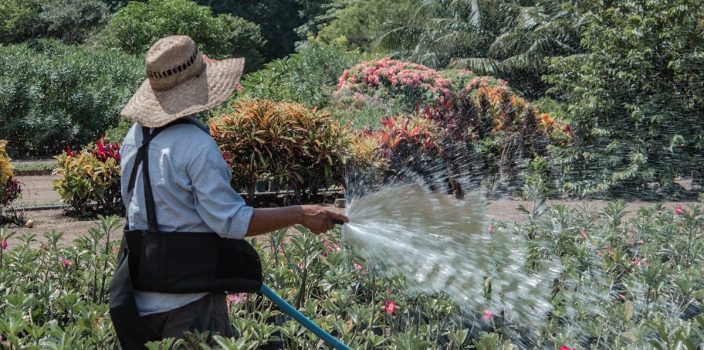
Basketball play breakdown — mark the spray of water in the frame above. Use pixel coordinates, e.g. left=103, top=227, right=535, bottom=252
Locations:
left=342, top=173, right=563, bottom=328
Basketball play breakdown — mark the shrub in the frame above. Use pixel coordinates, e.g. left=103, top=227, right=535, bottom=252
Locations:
left=0, top=141, right=22, bottom=207
left=97, top=0, right=265, bottom=71
left=240, top=41, right=366, bottom=108
left=334, top=58, right=457, bottom=111
left=356, top=85, right=570, bottom=197
left=0, top=140, right=23, bottom=226
left=210, top=98, right=350, bottom=202
left=332, top=58, right=504, bottom=127
left=545, top=0, right=704, bottom=198
left=0, top=40, right=143, bottom=157
left=0, top=0, right=109, bottom=44
left=53, top=136, right=122, bottom=217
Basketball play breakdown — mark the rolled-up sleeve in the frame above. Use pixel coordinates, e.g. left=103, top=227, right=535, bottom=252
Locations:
left=186, top=139, right=253, bottom=239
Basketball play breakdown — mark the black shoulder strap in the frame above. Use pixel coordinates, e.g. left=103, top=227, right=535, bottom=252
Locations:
left=125, top=118, right=207, bottom=232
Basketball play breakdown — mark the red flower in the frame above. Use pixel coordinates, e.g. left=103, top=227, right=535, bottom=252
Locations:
left=482, top=309, right=493, bottom=322
left=383, top=300, right=396, bottom=315
left=0, top=240, right=7, bottom=250
left=65, top=145, right=75, bottom=158
left=560, top=346, right=575, bottom=350
left=61, top=258, right=72, bottom=266
left=674, top=205, right=684, bottom=216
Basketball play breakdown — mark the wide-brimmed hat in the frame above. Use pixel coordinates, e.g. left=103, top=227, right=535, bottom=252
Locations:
left=120, top=35, right=244, bottom=128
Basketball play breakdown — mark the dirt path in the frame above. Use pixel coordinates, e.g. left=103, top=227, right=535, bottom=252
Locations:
left=15, top=175, right=62, bottom=207
left=4, top=175, right=701, bottom=247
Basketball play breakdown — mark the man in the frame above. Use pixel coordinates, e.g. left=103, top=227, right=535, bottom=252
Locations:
left=111, top=35, right=348, bottom=346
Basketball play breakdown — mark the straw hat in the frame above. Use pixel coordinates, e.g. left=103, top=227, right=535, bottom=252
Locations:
left=120, top=35, right=244, bottom=128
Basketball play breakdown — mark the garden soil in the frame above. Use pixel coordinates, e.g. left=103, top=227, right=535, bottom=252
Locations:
left=5, top=175, right=700, bottom=247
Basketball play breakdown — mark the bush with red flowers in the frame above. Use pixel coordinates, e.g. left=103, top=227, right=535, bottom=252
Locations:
left=53, top=136, right=122, bottom=217
left=353, top=84, right=571, bottom=197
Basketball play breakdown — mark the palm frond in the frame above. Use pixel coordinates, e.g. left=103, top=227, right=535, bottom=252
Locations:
left=448, top=57, right=501, bottom=74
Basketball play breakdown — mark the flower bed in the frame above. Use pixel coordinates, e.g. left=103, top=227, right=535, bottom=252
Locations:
left=0, top=203, right=702, bottom=348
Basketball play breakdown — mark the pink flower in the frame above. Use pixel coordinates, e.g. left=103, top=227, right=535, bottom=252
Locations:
left=0, top=240, right=7, bottom=251
left=61, top=258, right=72, bottom=266
left=674, top=205, right=684, bottom=216
left=631, top=258, right=648, bottom=267
left=353, top=262, right=364, bottom=270
left=383, top=300, right=396, bottom=315
left=482, top=309, right=493, bottom=322
left=579, top=228, right=587, bottom=240
left=487, top=224, right=494, bottom=234
left=226, top=293, right=247, bottom=308
left=560, top=346, right=575, bottom=350
left=322, top=239, right=341, bottom=256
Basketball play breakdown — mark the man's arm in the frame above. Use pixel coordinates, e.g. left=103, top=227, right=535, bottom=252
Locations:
left=246, top=205, right=349, bottom=236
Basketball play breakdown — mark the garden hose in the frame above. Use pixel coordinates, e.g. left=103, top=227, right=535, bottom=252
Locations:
left=260, top=284, right=352, bottom=350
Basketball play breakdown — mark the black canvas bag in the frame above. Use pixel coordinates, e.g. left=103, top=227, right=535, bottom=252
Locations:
left=109, top=120, right=262, bottom=348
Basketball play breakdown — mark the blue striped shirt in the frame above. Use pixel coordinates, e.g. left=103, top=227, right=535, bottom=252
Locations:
left=120, top=118, right=254, bottom=316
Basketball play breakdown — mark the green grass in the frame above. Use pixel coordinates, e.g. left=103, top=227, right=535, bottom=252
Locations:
left=12, top=161, right=57, bottom=176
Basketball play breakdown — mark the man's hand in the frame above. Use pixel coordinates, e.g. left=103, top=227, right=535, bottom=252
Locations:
left=247, top=205, right=349, bottom=237
left=300, top=205, right=349, bottom=234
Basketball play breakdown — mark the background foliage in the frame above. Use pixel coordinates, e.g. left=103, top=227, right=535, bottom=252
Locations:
left=0, top=39, right=143, bottom=157
left=97, top=0, right=266, bottom=71
left=545, top=0, right=704, bottom=198
left=240, top=41, right=365, bottom=109
left=0, top=0, right=111, bottom=44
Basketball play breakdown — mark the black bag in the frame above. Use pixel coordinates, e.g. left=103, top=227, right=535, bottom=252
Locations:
left=110, top=120, right=262, bottom=349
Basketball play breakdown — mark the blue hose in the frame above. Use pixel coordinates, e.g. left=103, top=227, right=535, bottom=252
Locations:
left=260, top=283, right=352, bottom=350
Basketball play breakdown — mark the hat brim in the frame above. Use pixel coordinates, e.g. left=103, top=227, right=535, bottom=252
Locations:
left=120, top=57, right=244, bottom=128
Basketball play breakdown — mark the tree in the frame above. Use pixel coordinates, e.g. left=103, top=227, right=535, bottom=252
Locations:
left=376, top=0, right=583, bottom=98
left=197, top=0, right=307, bottom=61
left=39, top=0, right=109, bottom=43
left=0, top=0, right=109, bottom=44
left=315, top=0, right=415, bottom=52
left=98, top=0, right=266, bottom=71
left=546, top=0, right=704, bottom=198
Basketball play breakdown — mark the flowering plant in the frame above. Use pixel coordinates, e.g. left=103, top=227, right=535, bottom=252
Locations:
left=0, top=140, right=24, bottom=226
left=2, top=203, right=702, bottom=348
left=210, top=98, right=350, bottom=202
left=53, top=137, right=122, bottom=217
left=334, top=58, right=479, bottom=112
left=2, top=203, right=704, bottom=348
